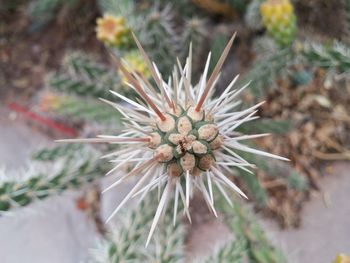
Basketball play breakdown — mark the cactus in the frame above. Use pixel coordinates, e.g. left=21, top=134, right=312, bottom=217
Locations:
left=58, top=33, right=288, bottom=246
left=245, top=0, right=264, bottom=31
left=243, top=47, right=294, bottom=100
left=260, top=0, right=297, bottom=47
left=0, top=146, right=106, bottom=213
left=38, top=92, right=122, bottom=123
left=204, top=237, right=247, bottom=263
left=93, top=193, right=184, bottom=262
left=217, top=197, right=288, bottom=263
left=303, top=41, right=350, bottom=74
left=47, top=52, right=122, bottom=100
left=28, top=0, right=78, bottom=26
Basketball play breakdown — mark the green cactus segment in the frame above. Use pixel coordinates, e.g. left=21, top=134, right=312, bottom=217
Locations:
left=95, top=193, right=184, bottom=263
left=0, top=160, right=106, bottom=215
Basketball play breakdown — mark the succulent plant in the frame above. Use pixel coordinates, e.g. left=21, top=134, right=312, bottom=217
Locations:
left=58, top=32, right=287, bottom=246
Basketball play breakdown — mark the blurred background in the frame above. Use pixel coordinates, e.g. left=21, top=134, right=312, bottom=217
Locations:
left=0, top=0, right=350, bottom=262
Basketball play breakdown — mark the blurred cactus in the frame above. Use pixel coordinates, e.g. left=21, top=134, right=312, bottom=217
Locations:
left=142, top=4, right=180, bottom=74
left=204, top=237, right=247, bottom=263
left=0, top=146, right=105, bottom=213
left=93, top=193, right=184, bottom=263
left=237, top=118, right=293, bottom=135
left=27, top=0, right=79, bottom=29
left=253, top=36, right=279, bottom=59
left=239, top=169, right=269, bottom=207
left=47, top=52, right=122, bottom=100
left=303, top=41, right=350, bottom=74
left=181, top=17, right=206, bottom=71
left=209, top=33, right=228, bottom=73
left=33, top=144, right=82, bottom=161
left=243, top=47, right=294, bottom=99
left=217, top=197, right=288, bottom=263
left=245, top=0, right=264, bottom=31
left=38, top=91, right=122, bottom=124
left=260, top=0, right=297, bottom=47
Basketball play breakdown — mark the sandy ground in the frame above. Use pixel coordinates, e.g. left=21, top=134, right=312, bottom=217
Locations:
left=0, top=108, right=349, bottom=263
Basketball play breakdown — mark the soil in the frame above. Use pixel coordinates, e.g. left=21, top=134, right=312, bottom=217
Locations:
left=295, top=0, right=347, bottom=39
left=0, top=0, right=104, bottom=104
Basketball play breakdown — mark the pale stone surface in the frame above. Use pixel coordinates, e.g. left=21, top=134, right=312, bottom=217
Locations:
left=0, top=111, right=52, bottom=170
left=0, top=194, right=99, bottom=263
left=0, top=110, right=99, bottom=263
left=261, top=162, right=350, bottom=263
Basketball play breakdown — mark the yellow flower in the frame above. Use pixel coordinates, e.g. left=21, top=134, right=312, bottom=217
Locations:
left=333, top=254, right=350, bottom=263
left=260, top=0, right=296, bottom=46
left=96, top=14, right=131, bottom=48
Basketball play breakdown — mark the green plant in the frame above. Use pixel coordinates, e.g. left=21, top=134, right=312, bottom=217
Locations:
left=217, top=197, right=288, bottom=263
left=47, top=52, right=121, bottom=100
left=28, top=0, right=79, bottom=27
left=243, top=47, right=294, bottom=100
left=303, top=41, right=350, bottom=74
left=0, top=145, right=105, bottom=213
left=93, top=193, right=184, bottom=263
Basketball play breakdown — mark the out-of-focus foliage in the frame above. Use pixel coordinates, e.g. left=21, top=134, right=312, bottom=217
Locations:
left=0, top=145, right=105, bottom=213
left=93, top=193, right=184, bottom=263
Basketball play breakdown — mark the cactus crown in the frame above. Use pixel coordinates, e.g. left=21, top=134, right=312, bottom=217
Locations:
left=150, top=105, right=221, bottom=176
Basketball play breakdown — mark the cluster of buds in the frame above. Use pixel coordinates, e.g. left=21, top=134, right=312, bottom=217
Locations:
left=118, top=51, right=151, bottom=84
left=260, top=0, right=297, bottom=46
left=96, top=14, right=132, bottom=48
left=150, top=106, right=221, bottom=177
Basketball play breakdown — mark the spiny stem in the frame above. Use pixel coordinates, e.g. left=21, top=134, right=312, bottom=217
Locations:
left=56, top=137, right=151, bottom=143
left=103, top=155, right=161, bottom=195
